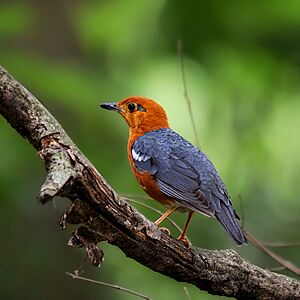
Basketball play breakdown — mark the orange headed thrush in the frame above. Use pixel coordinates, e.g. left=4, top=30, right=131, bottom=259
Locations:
left=100, top=96, right=247, bottom=245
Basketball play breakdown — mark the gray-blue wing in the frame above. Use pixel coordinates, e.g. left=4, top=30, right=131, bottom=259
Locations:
left=132, top=129, right=246, bottom=245
left=132, top=130, right=217, bottom=216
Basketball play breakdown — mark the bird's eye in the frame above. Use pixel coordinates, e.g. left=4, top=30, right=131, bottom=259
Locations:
left=127, top=102, right=136, bottom=112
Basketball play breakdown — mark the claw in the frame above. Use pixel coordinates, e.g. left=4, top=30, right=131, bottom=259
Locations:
left=177, top=234, right=191, bottom=248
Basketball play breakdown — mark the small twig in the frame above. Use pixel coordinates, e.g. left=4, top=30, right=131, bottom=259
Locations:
left=177, top=39, right=200, bottom=148
left=66, top=272, right=152, bottom=300
left=235, top=193, right=299, bottom=275
left=183, top=286, right=192, bottom=300
left=263, top=242, right=300, bottom=248
left=245, top=230, right=300, bottom=276
left=269, top=266, right=286, bottom=272
left=123, top=194, right=153, bottom=201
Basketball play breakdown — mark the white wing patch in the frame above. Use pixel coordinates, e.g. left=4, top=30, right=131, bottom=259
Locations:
left=132, top=149, right=151, bottom=162
left=132, top=148, right=139, bottom=160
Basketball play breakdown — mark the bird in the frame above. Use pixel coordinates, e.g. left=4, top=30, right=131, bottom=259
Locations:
left=100, top=96, right=247, bottom=245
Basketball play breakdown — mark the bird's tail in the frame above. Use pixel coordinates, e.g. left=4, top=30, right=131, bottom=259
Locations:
left=215, top=204, right=247, bottom=245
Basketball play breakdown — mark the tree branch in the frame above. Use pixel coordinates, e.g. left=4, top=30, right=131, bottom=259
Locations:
left=0, top=65, right=299, bottom=300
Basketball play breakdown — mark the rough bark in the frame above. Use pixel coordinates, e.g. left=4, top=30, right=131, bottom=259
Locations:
left=0, top=65, right=299, bottom=300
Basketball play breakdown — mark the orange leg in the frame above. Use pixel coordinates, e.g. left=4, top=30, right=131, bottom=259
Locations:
left=154, top=207, right=177, bottom=226
left=178, top=211, right=194, bottom=242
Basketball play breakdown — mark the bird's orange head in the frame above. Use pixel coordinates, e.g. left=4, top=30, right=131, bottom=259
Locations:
left=100, top=96, right=170, bottom=134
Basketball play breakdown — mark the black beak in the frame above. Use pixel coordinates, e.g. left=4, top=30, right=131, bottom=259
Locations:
left=99, top=102, right=123, bottom=112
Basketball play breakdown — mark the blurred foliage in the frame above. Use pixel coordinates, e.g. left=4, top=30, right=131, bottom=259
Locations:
left=0, top=0, right=300, bottom=299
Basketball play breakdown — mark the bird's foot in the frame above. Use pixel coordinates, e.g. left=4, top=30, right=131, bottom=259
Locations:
left=177, top=234, right=191, bottom=248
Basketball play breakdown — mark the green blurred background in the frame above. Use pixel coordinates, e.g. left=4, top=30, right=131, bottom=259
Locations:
left=0, top=0, right=299, bottom=299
